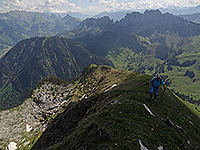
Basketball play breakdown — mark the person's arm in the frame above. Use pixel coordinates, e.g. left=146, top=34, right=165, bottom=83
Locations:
left=162, top=80, right=166, bottom=88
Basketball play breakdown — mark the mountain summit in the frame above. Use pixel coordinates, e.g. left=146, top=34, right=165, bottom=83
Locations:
left=0, top=37, right=112, bottom=109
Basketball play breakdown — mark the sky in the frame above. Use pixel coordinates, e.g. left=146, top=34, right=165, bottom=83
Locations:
left=0, top=0, right=200, bottom=14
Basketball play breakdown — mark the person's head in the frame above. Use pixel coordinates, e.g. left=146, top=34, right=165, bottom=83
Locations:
left=156, top=76, right=160, bottom=81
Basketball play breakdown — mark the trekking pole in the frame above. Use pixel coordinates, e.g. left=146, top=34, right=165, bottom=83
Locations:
left=161, top=87, right=166, bottom=98
left=160, top=81, right=167, bottom=98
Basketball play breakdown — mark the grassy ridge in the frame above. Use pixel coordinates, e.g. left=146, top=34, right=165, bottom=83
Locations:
left=32, top=65, right=200, bottom=150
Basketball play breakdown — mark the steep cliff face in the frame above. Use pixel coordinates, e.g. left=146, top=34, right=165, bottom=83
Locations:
left=32, top=65, right=200, bottom=150
left=0, top=37, right=112, bottom=110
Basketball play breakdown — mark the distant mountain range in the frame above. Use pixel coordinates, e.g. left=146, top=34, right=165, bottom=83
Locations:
left=113, top=10, right=200, bottom=37
left=64, top=5, right=200, bottom=22
left=65, top=5, right=200, bottom=21
left=68, top=11, right=92, bottom=20
left=0, top=10, right=81, bottom=48
left=161, top=5, right=200, bottom=15
left=1, top=8, right=200, bottom=51
left=180, top=13, right=200, bottom=23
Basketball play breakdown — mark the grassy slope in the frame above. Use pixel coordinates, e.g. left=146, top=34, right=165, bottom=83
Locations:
left=32, top=65, right=200, bottom=150
left=166, top=35, right=200, bottom=99
left=106, top=35, right=200, bottom=102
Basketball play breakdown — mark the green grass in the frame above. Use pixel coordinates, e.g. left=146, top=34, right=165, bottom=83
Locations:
left=107, top=47, right=162, bottom=72
left=191, top=35, right=200, bottom=50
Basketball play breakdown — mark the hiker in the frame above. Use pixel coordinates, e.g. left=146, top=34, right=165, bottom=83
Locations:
left=149, top=76, right=166, bottom=99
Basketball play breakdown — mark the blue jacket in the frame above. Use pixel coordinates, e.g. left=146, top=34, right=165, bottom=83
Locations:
left=151, top=78, right=165, bottom=87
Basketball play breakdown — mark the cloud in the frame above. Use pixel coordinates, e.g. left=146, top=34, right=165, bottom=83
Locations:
left=0, top=0, right=199, bottom=13
left=97, top=0, right=200, bottom=11
left=0, top=0, right=81, bottom=13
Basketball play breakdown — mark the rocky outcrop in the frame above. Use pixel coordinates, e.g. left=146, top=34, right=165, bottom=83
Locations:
left=0, top=80, right=74, bottom=150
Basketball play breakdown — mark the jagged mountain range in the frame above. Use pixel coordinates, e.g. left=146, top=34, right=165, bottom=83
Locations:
left=67, top=5, right=200, bottom=21
left=1, top=65, right=200, bottom=149
left=0, top=10, right=81, bottom=49
left=0, top=36, right=112, bottom=110
left=113, top=10, right=200, bottom=37
left=62, top=10, right=200, bottom=39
